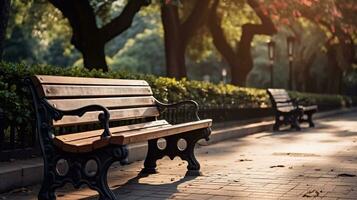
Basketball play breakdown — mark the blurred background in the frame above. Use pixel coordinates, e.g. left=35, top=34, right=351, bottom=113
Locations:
left=0, top=0, right=356, bottom=95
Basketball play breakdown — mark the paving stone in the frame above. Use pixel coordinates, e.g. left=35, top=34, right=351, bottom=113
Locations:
left=1, top=112, right=357, bottom=199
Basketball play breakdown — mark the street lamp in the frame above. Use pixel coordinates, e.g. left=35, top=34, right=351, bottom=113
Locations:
left=287, top=36, right=295, bottom=90
left=267, top=40, right=275, bottom=88
left=221, top=68, right=227, bottom=84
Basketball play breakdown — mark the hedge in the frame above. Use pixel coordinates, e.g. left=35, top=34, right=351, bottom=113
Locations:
left=0, top=62, right=355, bottom=128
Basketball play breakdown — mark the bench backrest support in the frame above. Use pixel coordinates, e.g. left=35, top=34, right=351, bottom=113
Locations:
left=30, top=75, right=159, bottom=128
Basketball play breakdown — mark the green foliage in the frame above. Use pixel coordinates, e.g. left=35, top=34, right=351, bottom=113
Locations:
left=3, top=0, right=80, bottom=68
left=288, top=91, right=354, bottom=109
left=111, top=29, right=165, bottom=76
left=0, top=62, right=355, bottom=133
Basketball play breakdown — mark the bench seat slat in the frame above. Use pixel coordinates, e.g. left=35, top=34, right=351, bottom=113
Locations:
left=48, top=96, right=156, bottom=110
left=54, top=120, right=170, bottom=152
left=277, top=106, right=296, bottom=112
left=56, top=120, right=169, bottom=143
left=55, top=119, right=212, bottom=153
left=273, top=97, right=290, bottom=101
left=276, top=102, right=294, bottom=107
left=53, top=107, right=159, bottom=127
left=117, top=119, right=212, bottom=145
left=62, top=124, right=174, bottom=153
left=33, top=75, right=149, bottom=86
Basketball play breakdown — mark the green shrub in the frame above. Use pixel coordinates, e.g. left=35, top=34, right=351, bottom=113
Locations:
left=288, top=91, right=354, bottom=109
left=0, top=62, right=355, bottom=129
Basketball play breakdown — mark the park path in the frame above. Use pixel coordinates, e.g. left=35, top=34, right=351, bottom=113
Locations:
left=1, top=112, right=357, bottom=200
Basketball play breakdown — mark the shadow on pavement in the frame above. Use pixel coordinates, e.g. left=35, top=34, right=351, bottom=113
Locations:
left=81, top=173, right=197, bottom=200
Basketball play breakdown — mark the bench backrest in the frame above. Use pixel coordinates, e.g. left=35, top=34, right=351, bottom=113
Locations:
left=31, top=75, right=159, bottom=127
left=267, top=88, right=295, bottom=112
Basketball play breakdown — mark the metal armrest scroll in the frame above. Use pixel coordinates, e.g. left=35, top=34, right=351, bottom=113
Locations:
left=44, top=101, right=111, bottom=138
left=155, top=99, right=200, bottom=122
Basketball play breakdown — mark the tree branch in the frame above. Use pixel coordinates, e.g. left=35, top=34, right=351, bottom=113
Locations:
left=100, top=0, right=150, bottom=42
left=242, top=0, right=277, bottom=36
left=208, top=0, right=237, bottom=66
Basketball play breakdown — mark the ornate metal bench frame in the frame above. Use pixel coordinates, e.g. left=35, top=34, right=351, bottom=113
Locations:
left=27, top=78, right=211, bottom=200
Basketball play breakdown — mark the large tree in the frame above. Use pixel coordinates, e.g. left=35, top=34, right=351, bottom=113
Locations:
left=0, top=0, right=10, bottom=60
left=161, top=0, right=212, bottom=79
left=208, top=0, right=277, bottom=86
left=48, top=0, right=150, bottom=71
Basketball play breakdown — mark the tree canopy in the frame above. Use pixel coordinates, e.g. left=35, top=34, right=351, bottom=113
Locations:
left=1, top=0, right=356, bottom=94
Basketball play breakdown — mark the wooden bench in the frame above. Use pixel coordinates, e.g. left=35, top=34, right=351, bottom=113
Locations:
left=267, top=88, right=317, bottom=131
left=27, top=75, right=212, bottom=200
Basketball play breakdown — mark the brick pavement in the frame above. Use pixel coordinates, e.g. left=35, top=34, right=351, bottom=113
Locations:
left=1, top=112, right=357, bottom=200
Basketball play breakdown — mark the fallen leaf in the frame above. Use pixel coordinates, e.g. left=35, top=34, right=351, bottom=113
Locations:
left=337, top=173, right=356, bottom=177
left=239, top=159, right=253, bottom=162
left=270, top=165, right=285, bottom=168
left=303, top=189, right=320, bottom=197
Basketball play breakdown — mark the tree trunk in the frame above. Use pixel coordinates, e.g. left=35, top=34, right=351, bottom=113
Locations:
left=326, top=44, right=342, bottom=94
left=161, top=0, right=211, bottom=79
left=234, top=25, right=255, bottom=86
left=0, top=0, right=10, bottom=60
left=161, top=4, right=185, bottom=79
left=81, top=41, right=107, bottom=71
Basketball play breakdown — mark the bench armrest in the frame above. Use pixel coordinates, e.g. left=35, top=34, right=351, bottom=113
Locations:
left=289, top=98, right=305, bottom=108
left=292, top=97, right=310, bottom=105
left=155, top=99, right=200, bottom=124
left=44, top=101, right=111, bottom=138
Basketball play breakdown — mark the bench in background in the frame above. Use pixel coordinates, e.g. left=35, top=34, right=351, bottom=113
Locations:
left=267, top=88, right=317, bottom=131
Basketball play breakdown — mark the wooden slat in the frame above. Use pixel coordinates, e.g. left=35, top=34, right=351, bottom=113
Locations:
left=272, top=93, right=289, bottom=97
left=47, top=96, right=156, bottom=110
left=271, top=94, right=290, bottom=98
left=53, top=107, right=159, bottom=127
left=269, top=92, right=289, bottom=98
left=54, top=120, right=170, bottom=153
left=33, top=75, right=149, bottom=86
left=277, top=106, right=296, bottom=112
left=112, top=119, right=212, bottom=145
left=276, top=102, right=294, bottom=107
left=273, top=97, right=291, bottom=102
left=63, top=124, right=173, bottom=153
left=56, top=120, right=169, bottom=143
left=56, top=119, right=212, bottom=153
left=39, top=85, right=152, bottom=98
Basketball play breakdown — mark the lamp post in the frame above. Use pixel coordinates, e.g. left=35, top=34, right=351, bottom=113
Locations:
left=221, top=68, right=227, bottom=84
left=0, top=108, right=4, bottom=149
left=287, top=36, right=295, bottom=90
left=267, top=40, right=275, bottom=88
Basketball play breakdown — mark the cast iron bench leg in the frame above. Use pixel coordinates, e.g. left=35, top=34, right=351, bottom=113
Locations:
left=291, top=112, right=301, bottom=131
left=38, top=176, right=56, bottom=200
left=273, top=115, right=281, bottom=131
left=39, top=146, right=128, bottom=200
left=141, top=129, right=209, bottom=176
left=307, top=112, right=315, bottom=127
